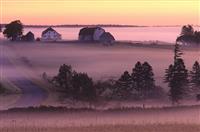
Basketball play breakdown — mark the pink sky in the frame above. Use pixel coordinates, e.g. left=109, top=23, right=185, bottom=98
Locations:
left=1, top=0, right=200, bottom=25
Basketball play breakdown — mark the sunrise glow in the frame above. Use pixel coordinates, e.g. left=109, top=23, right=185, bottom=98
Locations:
left=1, top=0, right=199, bottom=25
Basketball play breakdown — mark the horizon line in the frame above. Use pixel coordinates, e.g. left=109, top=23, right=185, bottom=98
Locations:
left=1, top=23, right=199, bottom=28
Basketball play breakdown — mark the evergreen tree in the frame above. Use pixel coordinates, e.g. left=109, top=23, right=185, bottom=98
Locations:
left=174, top=42, right=183, bottom=62
left=165, top=42, right=189, bottom=104
left=190, top=61, right=200, bottom=88
left=132, top=61, right=143, bottom=92
left=72, top=72, right=96, bottom=101
left=181, top=25, right=194, bottom=36
left=52, top=64, right=73, bottom=94
left=132, top=61, right=155, bottom=98
left=170, top=59, right=188, bottom=104
left=114, top=71, right=133, bottom=99
left=141, top=62, right=155, bottom=96
left=164, top=64, right=174, bottom=83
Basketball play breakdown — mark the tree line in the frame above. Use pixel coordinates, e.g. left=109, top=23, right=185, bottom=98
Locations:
left=51, top=62, right=160, bottom=102
left=176, top=24, right=200, bottom=45
left=51, top=44, right=200, bottom=104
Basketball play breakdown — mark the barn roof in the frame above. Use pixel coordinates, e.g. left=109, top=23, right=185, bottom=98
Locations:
left=42, top=27, right=59, bottom=35
left=100, top=32, right=115, bottom=40
left=26, top=31, right=34, bottom=36
left=79, top=27, right=102, bottom=36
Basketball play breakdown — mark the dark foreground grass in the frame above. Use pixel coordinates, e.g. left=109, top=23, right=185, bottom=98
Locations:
left=1, top=124, right=200, bottom=132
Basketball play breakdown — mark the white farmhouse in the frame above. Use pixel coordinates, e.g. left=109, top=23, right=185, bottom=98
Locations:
left=41, top=27, right=61, bottom=41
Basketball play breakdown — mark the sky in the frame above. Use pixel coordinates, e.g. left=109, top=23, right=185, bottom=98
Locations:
left=1, top=0, right=200, bottom=26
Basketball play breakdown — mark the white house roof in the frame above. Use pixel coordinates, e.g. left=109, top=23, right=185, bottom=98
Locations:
left=42, top=27, right=60, bottom=35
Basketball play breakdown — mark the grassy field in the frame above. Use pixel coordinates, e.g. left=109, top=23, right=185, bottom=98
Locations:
left=1, top=123, right=200, bottom=132
left=0, top=105, right=199, bottom=132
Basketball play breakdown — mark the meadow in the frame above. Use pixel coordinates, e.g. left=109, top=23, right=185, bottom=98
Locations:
left=0, top=105, right=200, bottom=132
left=1, top=123, right=200, bottom=132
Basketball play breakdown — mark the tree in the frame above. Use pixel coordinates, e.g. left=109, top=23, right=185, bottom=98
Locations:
left=72, top=72, right=96, bottom=101
left=52, top=64, right=73, bottom=94
left=3, top=20, right=23, bottom=41
left=94, top=79, right=115, bottom=99
left=131, top=61, right=155, bottom=98
left=132, top=61, right=143, bottom=92
left=164, top=64, right=174, bottom=83
left=0, top=83, right=6, bottom=94
left=113, top=71, right=133, bottom=99
left=52, top=64, right=96, bottom=102
left=190, top=61, right=200, bottom=88
left=165, top=42, right=189, bottom=104
left=174, top=42, right=183, bottom=62
left=181, top=25, right=194, bottom=36
left=141, top=62, right=155, bottom=95
left=194, top=31, right=200, bottom=44
left=171, top=59, right=188, bottom=104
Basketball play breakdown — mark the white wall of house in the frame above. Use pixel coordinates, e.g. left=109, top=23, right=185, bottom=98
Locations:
left=42, top=31, right=61, bottom=41
left=93, top=28, right=105, bottom=41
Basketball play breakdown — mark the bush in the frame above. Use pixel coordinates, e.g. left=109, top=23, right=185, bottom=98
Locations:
left=94, top=80, right=115, bottom=100
left=52, top=64, right=96, bottom=101
left=72, top=72, right=96, bottom=101
left=0, top=83, right=6, bottom=94
left=36, top=37, right=40, bottom=41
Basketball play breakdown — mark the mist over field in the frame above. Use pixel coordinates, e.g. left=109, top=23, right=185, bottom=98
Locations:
left=1, top=0, right=200, bottom=131
left=2, top=42, right=199, bottom=87
left=1, top=24, right=200, bottom=132
left=0, top=30, right=200, bottom=132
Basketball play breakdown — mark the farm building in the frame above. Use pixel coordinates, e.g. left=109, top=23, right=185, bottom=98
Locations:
left=41, top=27, right=61, bottom=41
left=78, top=27, right=115, bottom=44
left=78, top=27, right=105, bottom=41
left=100, top=32, right=115, bottom=44
left=21, top=31, right=35, bottom=41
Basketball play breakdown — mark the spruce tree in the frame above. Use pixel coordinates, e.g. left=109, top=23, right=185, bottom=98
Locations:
left=190, top=61, right=200, bottom=88
left=72, top=72, right=96, bottom=101
left=52, top=64, right=73, bottom=94
left=114, top=71, right=133, bottom=99
left=132, top=61, right=155, bottom=98
left=164, top=64, right=174, bottom=83
left=169, top=59, right=189, bottom=104
left=141, top=62, right=155, bottom=96
left=174, top=42, right=183, bottom=62
left=132, top=61, right=143, bottom=92
left=164, top=43, right=189, bottom=104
